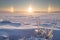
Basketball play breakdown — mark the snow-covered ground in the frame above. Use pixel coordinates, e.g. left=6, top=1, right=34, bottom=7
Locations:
left=0, top=12, right=60, bottom=31
left=0, top=12, right=60, bottom=40
left=0, top=13, right=60, bottom=30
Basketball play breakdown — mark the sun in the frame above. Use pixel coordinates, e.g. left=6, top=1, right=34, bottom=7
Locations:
left=25, top=5, right=35, bottom=16
left=28, top=6, right=33, bottom=13
left=10, top=6, right=14, bottom=12
left=48, top=5, right=51, bottom=12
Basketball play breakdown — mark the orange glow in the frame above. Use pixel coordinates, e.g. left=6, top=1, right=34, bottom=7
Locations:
left=48, top=5, right=52, bottom=12
left=10, top=6, right=14, bottom=12
left=28, top=6, right=33, bottom=13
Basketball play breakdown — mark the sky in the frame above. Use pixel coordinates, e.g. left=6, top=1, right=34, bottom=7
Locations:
left=0, top=0, right=60, bottom=12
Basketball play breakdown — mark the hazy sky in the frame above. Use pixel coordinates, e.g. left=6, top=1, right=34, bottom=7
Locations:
left=0, top=0, right=60, bottom=11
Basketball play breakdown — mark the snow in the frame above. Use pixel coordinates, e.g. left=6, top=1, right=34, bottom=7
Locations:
left=0, top=12, right=60, bottom=30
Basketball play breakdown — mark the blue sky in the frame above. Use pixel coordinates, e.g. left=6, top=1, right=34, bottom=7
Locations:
left=0, top=0, right=60, bottom=11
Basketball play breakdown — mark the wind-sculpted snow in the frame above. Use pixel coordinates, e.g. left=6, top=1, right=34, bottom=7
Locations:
left=0, top=20, right=21, bottom=27
left=0, top=13, right=60, bottom=30
left=0, top=13, right=60, bottom=40
left=0, top=29, right=60, bottom=40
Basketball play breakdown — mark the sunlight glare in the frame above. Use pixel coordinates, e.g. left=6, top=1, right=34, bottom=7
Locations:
left=48, top=5, right=51, bottom=12
left=28, top=6, right=32, bottom=13
left=10, top=6, right=14, bottom=12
